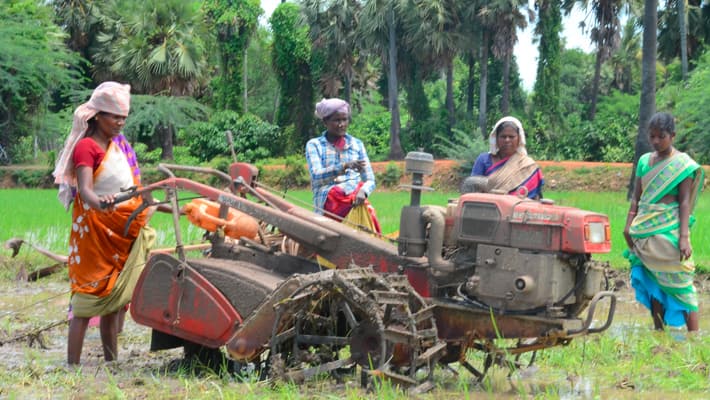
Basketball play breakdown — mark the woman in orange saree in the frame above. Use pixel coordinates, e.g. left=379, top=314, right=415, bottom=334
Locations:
left=53, top=82, right=156, bottom=365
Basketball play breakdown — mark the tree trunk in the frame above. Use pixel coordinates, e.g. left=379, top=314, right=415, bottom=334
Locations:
left=478, top=30, right=489, bottom=140
left=589, top=48, right=603, bottom=120
left=627, top=0, right=657, bottom=199
left=445, top=58, right=455, bottom=137
left=387, top=6, right=404, bottom=160
left=243, top=48, right=249, bottom=113
left=344, top=71, right=352, bottom=105
left=159, top=124, right=174, bottom=160
left=466, top=52, right=475, bottom=118
left=501, top=53, right=511, bottom=115
left=679, top=0, right=688, bottom=80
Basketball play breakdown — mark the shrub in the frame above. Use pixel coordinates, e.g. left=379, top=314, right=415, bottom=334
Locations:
left=181, top=111, right=283, bottom=163
left=133, top=142, right=161, bottom=166
left=12, top=169, right=52, bottom=188
left=378, top=162, right=403, bottom=188
left=348, top=110, right=390, bottom=161
left=257, top=155, right=309, bottom=191
left=172, top=146, right=200, bottom=166
left=432, top=128, right=487, bottom=177
left=9, top=136, right=35, bottom=164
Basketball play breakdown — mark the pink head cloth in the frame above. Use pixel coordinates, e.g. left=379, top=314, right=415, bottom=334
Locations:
left=314, top=98, right=350, bottom=120
left=52, top=81, right=131, bottom=210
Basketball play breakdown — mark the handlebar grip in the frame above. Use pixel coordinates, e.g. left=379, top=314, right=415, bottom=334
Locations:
left=99, top=191, right=136, bottom=209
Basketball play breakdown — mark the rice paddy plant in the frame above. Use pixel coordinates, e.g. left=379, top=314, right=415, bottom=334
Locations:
left=3, top=188, right=709, bottom=270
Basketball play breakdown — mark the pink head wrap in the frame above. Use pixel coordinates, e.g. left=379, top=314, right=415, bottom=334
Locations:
left=52, top=81, right=131, bottom=210
left=314, top=98, right=350, bottom=120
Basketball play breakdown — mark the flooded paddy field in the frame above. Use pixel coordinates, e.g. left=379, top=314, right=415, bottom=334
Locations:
left=1, top=264, right=709, bottom=399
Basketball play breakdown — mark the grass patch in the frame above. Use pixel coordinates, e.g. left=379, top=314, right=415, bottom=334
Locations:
left=2, top=188, right=709, bottom=271
left=1, top=188, right=710, bottom=398
left=571, top=167, right=593, bottom=175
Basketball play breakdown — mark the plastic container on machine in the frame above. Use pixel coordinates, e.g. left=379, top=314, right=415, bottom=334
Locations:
left=182, top=198, right=259, bottom=240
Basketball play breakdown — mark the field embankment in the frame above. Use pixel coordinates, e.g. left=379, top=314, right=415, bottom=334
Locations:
left=0, top=160, right=640, bottom=192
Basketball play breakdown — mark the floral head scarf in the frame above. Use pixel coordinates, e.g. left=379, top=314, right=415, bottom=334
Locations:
left=53, top=82, right=131, bottom=210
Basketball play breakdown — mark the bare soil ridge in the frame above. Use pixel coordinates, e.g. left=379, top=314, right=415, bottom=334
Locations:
left=3, top=161, right=708, bottom=192
left=372, top=159, right=637, bottom=192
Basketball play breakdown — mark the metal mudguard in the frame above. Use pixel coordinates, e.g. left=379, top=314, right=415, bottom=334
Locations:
left=131, top=253, right=243, bottom=348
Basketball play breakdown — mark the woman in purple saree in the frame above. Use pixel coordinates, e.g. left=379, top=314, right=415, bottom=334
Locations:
left=471, top=116, right=544, bottom=199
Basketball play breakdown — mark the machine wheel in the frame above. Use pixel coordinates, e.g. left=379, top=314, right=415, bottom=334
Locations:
left=266, top=268, right=446, bottom=392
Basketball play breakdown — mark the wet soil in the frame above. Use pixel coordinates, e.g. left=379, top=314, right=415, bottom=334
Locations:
left=1, top=266, right=710, bottom=398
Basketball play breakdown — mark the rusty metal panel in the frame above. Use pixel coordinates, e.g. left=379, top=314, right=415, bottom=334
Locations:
left=432, top=301, right=582, bottom=342
left=131, top=253, right=241, bottom=348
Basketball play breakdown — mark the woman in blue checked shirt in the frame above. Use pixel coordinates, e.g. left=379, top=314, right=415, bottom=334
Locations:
left=305, top=98, right=381, bottom=233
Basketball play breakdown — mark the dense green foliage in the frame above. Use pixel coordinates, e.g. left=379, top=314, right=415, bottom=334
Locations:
left=125, top=94, right=209, bottom=159
left=531, top=0, right=562, bottom=127
left=0, top=0, right=83, bottom=162
left=270, top=3, right=315, bottom=150
left=93, top=0, right=209, bottom=95
left=180, top=110, right=283, bottom=163
left=660, top=52, right=710, bottom=164
left=1, top=0, right=708, bottom=168
left=203, top=0, right=262, bottom=112
left=533, top=91, right=638, bottom=162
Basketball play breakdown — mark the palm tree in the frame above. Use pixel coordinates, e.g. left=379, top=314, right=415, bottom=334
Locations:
left=270, top=2, right=316, bottom=148
left=459, top=2, right=483, bottom=121
left=93, top=0, right=209, bottom=96
left=203, top=0, right=263, bottom=112
left=658, top=0, right=710, bottom=75
left=91, top=0, right=210, bottom=159
left=608, top=18, right=641, bottom=93
left=360, top=0, right=405, bottom=159
left=564, top=0, right=624, bottom=120
left=482, top=0, right=528, bottom=116
left=53, top=0, right=100, bottom=56
left=678, top=0, right=688, bottom=79
left=478, top=28, right=491, bottom=138
left=53, top=0, right=107, bottom=83
left=532, top=0, right=563, bottom=126
left=628, top=0, right=656, bottom=198
left=301, top=0, right=364, bottom=103
left=401, top=0, right=463, bottom=136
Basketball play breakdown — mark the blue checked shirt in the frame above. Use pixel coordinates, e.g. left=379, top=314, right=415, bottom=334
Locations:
left=305, top=132, right=376, bottom=214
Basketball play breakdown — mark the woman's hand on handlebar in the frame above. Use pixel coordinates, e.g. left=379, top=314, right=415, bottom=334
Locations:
left=98, top=194, right=117, bottom=210
left=98, top=191, right=136, bottom=210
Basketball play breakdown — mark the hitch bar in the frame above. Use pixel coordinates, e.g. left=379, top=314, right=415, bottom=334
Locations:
left=566, top=291, right=617, bottom=336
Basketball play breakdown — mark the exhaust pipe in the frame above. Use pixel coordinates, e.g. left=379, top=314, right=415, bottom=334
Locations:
left=422, top=206, right=455, bottom=273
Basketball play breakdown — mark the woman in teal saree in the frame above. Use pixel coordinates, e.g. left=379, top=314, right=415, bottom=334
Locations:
left=624, top=112, right=705, bottom=331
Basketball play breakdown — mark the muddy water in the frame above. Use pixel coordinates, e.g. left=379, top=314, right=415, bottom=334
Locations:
left=1, top=277, right=709, bottom=398
left=0, top=280, right=180, bottom=370
left=467, top=287, right=710, bottom=400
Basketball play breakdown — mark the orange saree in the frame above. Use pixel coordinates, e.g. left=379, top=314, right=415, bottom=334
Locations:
left=67, top=137, right=149, bottom=298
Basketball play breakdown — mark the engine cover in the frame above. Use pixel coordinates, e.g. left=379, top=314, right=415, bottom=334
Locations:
left=465, top=244, right=576, bottom=312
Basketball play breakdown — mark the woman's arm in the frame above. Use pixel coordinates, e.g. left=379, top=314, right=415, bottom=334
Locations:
left=357, top=144, right=376, bottom=196
left=471, top=153, right=488, bottom=176
left=677, top=176, right=693, bottom=260
left=623, top=177, right=642, bottom=249
left=306, top=140, right=340, bottom=188
left=76, top=166, right=116, bottom=210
